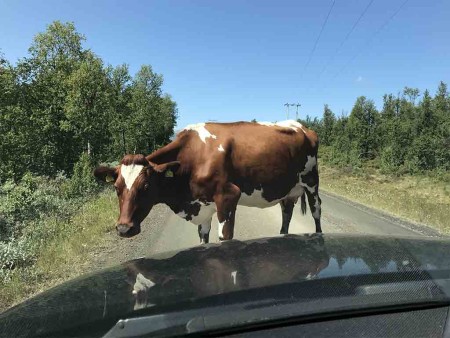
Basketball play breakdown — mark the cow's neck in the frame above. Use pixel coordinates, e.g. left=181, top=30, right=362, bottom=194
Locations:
left=148, top=140, right=193, bottom=213
left=146, top=139, right=181, bottom=165
left=156, top=174, right=192, bottom=214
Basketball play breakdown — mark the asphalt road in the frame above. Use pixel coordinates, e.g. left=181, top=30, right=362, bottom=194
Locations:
left=92, top=190, right=440, bottom=268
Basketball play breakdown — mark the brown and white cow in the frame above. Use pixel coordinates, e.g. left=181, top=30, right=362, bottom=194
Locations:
left=94, top=120, right=322, bottom=243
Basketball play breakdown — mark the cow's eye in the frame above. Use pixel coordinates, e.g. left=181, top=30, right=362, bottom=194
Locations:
left=144, top=183, right=149, bottom=190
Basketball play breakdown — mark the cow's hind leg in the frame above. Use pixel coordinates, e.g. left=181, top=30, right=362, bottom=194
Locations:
left=279, top=199, right=295, bottom=234
left=214, top=182, right=241, bottom=241
left=305, top=187, right=322, bottom=233
left=198, top=218, right=212, bottom=244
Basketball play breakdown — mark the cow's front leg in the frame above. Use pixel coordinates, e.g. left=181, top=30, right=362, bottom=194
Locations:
left=198, top=218, right=212, bottom=244
left=214, top=182, right=241, bottom=241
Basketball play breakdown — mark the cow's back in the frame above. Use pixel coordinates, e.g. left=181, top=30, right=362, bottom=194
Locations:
left=176, top=120, right=318, bottom=205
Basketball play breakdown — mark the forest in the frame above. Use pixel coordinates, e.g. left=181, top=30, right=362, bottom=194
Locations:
left=300, top=83, right=449, bottom=176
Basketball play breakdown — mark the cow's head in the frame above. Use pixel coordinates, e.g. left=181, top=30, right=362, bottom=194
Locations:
left=94, top=154, right=180, bottom=237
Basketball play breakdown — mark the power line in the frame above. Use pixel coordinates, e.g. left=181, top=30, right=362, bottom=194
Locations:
left=301, top=0, right=336, bottom=77
left=327, top=0, right=409, bottom=88
left=313, top=0, right=375, bottom=86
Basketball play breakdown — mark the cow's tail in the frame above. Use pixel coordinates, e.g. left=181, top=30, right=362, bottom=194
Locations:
left=300, top=192, right=307, bottom=215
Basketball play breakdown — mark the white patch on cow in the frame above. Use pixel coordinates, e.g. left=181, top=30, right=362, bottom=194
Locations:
left=304, top=184, right=316, bottom=194
left=177, top=200, right=216, bottom=226
left=231, top=270, right=237, bottom=285
left=218, top=220, right=225, bottom=238
left=133, top=273, right=155, bottom=295
left=191, top=204, right=216, bottom=226
left=257, top=120, right=306, bottom=133
left=238, top=189, right=281, bottom=208
left=132, top=273, right=155, bottom=310
left=121, top=164, right=144, bottom=190
left=239, top=182, right=308, bottom=209
left=117, top=224, right=130, bottom=234
left=200, top=219, right=212, bottom=235
left=286, top=182, right=305, bottom=199
left=183, top=123, right=217, bottom=143
left=177, top=210, right=188, bottom=219
left=218, top=144, right=225, bottom=152
left=300, top=155, right=317, bottom=176
left=313, top=196, right=321, bottom=219
left=305, top=272, right=314, bottom=280
left=257, top=121, right=275, bottom=127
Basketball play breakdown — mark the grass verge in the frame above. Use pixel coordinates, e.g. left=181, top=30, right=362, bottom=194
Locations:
left=319, top=164, right=450, bottom=234
left=0, top=189, right=117, bottom=313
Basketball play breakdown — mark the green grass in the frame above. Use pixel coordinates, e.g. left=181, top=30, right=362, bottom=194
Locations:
left=0, top=190, right=117, bottom=312
left=319, top=164, right=450, bottom=233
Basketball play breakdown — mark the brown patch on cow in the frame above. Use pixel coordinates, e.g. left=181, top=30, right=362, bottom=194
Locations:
left=121, top=154, right=150, bottom=166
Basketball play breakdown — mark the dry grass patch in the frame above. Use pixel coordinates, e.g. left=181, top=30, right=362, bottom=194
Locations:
left=319, top=165, right=450, bottom=233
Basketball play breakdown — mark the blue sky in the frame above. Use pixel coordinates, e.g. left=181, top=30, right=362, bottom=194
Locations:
left=1, top=0, right=449, bottom=127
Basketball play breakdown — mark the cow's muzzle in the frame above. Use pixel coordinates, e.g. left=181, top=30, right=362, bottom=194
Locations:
left=116, top=223, right=141, bottom=238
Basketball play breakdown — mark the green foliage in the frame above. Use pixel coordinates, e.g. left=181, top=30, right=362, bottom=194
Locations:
left=309, top=81, right=449, bottom=176
left=63, top=152, right=99, bottom=198
left=0, top=173, right=72, bottom=270
left=0, top=21, right=177, bottom=182
left=321, top=104, right=335, bottom=146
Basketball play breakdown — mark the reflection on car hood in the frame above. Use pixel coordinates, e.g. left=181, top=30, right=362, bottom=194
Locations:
left=1, top=233, right=450, bottom=337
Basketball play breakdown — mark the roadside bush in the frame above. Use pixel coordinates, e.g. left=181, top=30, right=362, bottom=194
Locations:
left=0, top=237, right=35, bottom=270
left=380, top=146, right=400, bottom=174
left=0, top=153, right=104, bottom=279
left=63, top=152, right=99, bottom=198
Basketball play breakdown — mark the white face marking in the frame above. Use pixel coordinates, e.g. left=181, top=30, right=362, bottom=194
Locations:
left=218, top=144, right=225, bottom=152
left=231, top=270, right=237, bottom=285
left=183, top=123, right=217, bottom=143
left=257, top=120, right=305, bottom=132
left=121, top=164, right=144, bottom=190
left=117, top=224, right=130, bottom=234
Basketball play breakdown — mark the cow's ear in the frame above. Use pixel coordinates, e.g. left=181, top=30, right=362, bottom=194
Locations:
left=151, top=161, right=180, bottom=177
left=93, top=166, right=118, bottom=183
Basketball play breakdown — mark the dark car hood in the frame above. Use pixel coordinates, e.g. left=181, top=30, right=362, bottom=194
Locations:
left=1, top=234, right=450, bottom=337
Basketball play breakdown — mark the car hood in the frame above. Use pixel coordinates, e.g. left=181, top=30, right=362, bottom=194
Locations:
left=1, top=233, right=450, bottom=337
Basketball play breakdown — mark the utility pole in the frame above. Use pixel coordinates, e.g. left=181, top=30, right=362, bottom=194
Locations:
left=295, top=103, right=301, bottom=120
left=284, top=103, right=300, bottom=120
